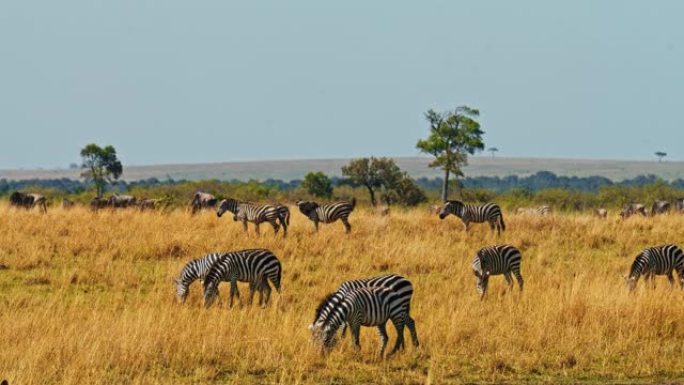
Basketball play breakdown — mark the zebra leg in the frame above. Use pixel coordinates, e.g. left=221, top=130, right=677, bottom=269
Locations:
left=254, top=222, right=261, bottom=235
left=229, top=278, right=239, bottom=307
left=269, top=219, right=279, bottom=235
left=667, top=272, right=675, bottom=288
left=376, top=324, right=389, bottom=359
left=242, top=219, right=248, bottom=233
left=248, top=280, right=256, bottom=305
left=262, top=278, right=272, bottom=307
left=480, top=276, right=489, bottom=300
left=341, top=218, right=352, bottom=233
left=504, top=273, right=514, bottom=292
left=280, top=217, right=288, bottom=237
left=340, top=323, right=348, bottom=338
left=313, top=220, right=319, bottom=232
left=351, top=323, right=362, bottom=352
left=388, top=317, right=406, bottom=356
left=514, top=271, right=524, bottom=292
left=678, top=269, right=684, bottom=289
left=407, top=315, right=419, bottom=347
left=463, top=221, right=470, bottom=232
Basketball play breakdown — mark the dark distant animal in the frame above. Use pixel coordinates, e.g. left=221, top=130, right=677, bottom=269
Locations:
left=62, top=198, right=75, bottom=209
left=626, top=244, right=684, bottom=290
left=439, top=200, right=505, bottom=235
left=203, top=249, right=282, bottom=308
left=620, top=203, right=647, bottom=219
left=108, top=194, right=137, bottom=208
left=310, top=286, right=410, bottom=358
left=515, top=205, right=551, bottom=216
left=472, top=244, right=523, bottom=300
left=216, top=199, right=289, bottom=236
left=174, top=252, right=225, bottom=303
left=675, top=198, right=684, bottom=213
left=651, top=200, right=671, bottom=216
left=296, top=198, right=356, bottom=233
left=89, top=197, right=110, bottom=211
left=594, top=208, right=608, bottom=219
left=139, top=198, right=160, bottom=211
left=310, top=274, right=418, bottom=352
left=9, top=192, right=47, bottom=213
left=190, top=191, right=218, bottom=214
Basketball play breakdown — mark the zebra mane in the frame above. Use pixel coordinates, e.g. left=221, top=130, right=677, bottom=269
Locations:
left=313, top=291, right=339, bottom=324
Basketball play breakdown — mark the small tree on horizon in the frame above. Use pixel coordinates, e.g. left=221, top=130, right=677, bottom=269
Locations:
left=80, top=144, right=123, bottom=197
left=416, top=106, right=485, bottom=201
left=655, top=151, right=667, bottom=163
left=302, top=171, right=333, bottom=199
left=488, top=147, right=499, bottom=158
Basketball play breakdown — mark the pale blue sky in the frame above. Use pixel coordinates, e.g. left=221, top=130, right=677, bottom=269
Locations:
left=1, top=1, right=683, bottom=169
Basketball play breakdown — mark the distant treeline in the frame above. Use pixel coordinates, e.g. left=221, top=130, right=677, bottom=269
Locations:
left=2, top=171, right=684, bottom=196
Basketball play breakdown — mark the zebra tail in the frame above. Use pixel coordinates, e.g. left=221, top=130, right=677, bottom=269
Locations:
left=284, top=210, right=290, bottom=226
left=499, top=214, right=506, bottom=231
left=350, top=197, right=356, bottom=209
left=273, top=265, right=282, bottom=293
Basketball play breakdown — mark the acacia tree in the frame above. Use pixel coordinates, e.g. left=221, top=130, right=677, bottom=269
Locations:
left=416, top=106, right=484, bottom=201
left=655, top=151, right=667, bottom=163
left=341, top=157, right=381, bottom=206
left=302, top=171, right=333, bottom=199
left=488, top=147, right=499, bottom=158
left=80, top=144, right=123, bottom=197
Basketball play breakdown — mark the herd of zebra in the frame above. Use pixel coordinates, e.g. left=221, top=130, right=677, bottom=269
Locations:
left=171, top=199, right=684, bottom=357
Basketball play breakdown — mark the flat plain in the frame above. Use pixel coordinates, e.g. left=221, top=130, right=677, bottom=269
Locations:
left=1, top=205, right=684, bottom=384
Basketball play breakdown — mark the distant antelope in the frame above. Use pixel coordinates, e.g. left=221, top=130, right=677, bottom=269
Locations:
left=515, top=205, right=552, bottom=216
left=190, top=191, right=218, bottom=214
left=438, top=200, right=505, bottom=235
left=594, top=208, right=608, bottom=219
left=9, top=192, right=47, bottom=213
left=651, top=200, right=671, bottom=216
left=620, top=203, right=647, bottom=219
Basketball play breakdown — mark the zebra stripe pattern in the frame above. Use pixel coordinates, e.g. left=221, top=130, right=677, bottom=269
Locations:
left=472, top=244, right=523, bottom=300
left=296, top=198, right=356, bottom=233
left=439, top=200, right=506, bottom=235
left=203, top=249, right=282, bottom=308
left=627, top=244, right=684, bottom=290
left=516, top=205, right=551, bottom=216
left=311, top=274, right=419, bottom=350
left=217, top=198, right=289, bottom=236
left=311, top=286, right=410, bottom=358
left=174, top=252, right=225, bottom=303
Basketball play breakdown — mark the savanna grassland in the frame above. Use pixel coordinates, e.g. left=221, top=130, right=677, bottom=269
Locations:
left=1, top=205, right=684, bottom=384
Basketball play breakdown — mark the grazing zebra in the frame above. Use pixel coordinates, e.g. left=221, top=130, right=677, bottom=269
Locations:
left=594, top=208, right=608, bottom=219
left=190, top=191, right=218, bottom=214
left=174, top=252, right=225, bottom=303
left=439, top=200, right=506, bottom=235
left=296, top=198, right=356, bottom=233
left=109, top=194, right=137, bottom=208
left=626, top=244, right=684, bottom=290
left=62, top=198, right=75, bottom=209
left=139, top=198, right=160, bottom=211
left=216, top=199, right=289, bottom=236
left=620, top=203, right=647, bottom=219
left=311, top=286, right=410, bottom=358
left=90, top=196, right=110, bottom=211
left=472, top=244, right=523, bottom=300
left=203, top=249, right=282, bottom=308
left=651, top=200, right=671, bottom=216
left=310, top=274, right=419, bottom=350
left=515, top=205, right=552, bottom=216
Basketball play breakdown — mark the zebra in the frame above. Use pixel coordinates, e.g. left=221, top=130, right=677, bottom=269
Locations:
left=651, top=200, right=671, bottom=216
left=310, top=274, right=419, bottom=350
left=676, top=198, right=684, bottom=213
left=174, top=252, right=225, bottom=303
left=626, top=244, right=684, bottom=290
left=296, top=198, right=356, bottom=233
left=472, top=244, right=523, bottom=300
left=620, top=203, right=647, bottom=219
left=216, top=198, right=289, bottom=236
left=515, top=205, right=552, bottom=216
left=203, top=249, right=282, bottom=308
left=438, top=200, right=506, bottom=235
left=310, top=286, right=411, bottom=358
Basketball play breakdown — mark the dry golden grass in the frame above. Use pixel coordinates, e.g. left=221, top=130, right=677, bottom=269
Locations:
left=1, top=204, right=684, bottom=384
